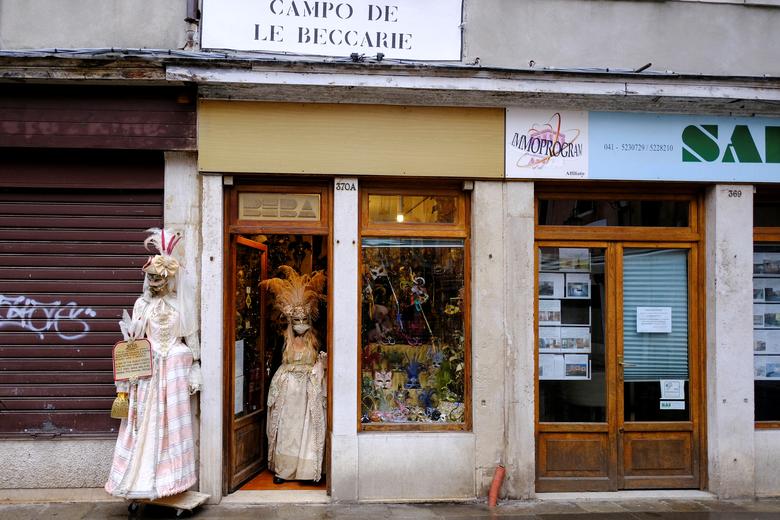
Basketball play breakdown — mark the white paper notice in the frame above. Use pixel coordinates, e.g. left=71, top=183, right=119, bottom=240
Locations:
left=234, top=375, right=245, bottom=415
left=539, top=354, right=565, bottom=380
left=636, top=307, right=672, bottom=333
left=539, top=299, right=562, bottom=325
left=235, top=339, right=245, bottom=376
left=660, top=400, right=685, bottom=410
left=660, top=379, right=684, bottom=400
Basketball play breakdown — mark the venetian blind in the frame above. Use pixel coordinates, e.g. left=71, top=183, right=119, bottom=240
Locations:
left=622, top=249, right=689, bottom=381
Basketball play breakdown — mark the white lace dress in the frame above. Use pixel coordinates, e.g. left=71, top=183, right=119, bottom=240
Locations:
left=266, top=334, right=326, bottom=481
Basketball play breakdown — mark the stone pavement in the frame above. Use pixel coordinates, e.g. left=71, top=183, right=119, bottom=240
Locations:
left=3, top=498, right=780, bottom=519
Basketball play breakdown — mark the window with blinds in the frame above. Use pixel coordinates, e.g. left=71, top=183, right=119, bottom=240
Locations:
left=622, top=249, right=689, bottom=382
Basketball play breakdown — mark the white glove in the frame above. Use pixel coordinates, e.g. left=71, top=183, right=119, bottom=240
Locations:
left=189, top=361, right=202, bottom=395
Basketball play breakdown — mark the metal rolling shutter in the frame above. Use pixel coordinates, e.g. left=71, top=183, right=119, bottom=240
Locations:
left=0, top=151, right=163, bottom=435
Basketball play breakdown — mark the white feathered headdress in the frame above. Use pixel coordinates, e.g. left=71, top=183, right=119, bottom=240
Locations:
left=142, top=228, right=182, bottom=277
left=261, top=266, right=326, bottom=322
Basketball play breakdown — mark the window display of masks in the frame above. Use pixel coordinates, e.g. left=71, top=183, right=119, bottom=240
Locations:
left=360, top=238, right=466, bottom=425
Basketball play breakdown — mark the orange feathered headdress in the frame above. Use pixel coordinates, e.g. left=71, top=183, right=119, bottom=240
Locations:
left=261, top=266, right=326, bottom=321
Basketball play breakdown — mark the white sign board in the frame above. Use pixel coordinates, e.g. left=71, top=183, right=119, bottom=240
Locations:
left=660, top=379, right=685, bottom=400
left=660, top=400, right=685, bottom=410
left=506, top=108, right=589, bottom=179
left=636, top=306, right=672, bottom=334
left=202, top=0, right=463, bottom=60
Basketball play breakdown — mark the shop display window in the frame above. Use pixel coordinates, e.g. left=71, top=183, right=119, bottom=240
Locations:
left=754, top=189, right=780, bottom=425
left=753, top=244, right=780, bottom=422
left=538, top=247, right=607, bottom=422
left=360, top=189, right=469, bottom=430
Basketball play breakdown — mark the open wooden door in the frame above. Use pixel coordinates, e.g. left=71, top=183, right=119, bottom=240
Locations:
left=226, top=236, right=269, bottom=492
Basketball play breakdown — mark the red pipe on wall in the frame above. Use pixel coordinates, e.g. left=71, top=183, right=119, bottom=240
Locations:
left=487, top=464, right=506, bottom=507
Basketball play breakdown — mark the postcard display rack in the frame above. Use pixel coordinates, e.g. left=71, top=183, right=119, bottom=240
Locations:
left=538, top=248, right=593, bottom=381
left=754, top=252, right=780, bottom=380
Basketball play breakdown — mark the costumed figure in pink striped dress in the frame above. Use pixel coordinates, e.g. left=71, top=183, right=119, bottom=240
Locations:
left=105, top=228, right=202, bottom=499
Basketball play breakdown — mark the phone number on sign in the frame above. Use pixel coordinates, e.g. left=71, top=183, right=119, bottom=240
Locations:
left=603, top=143, right=675, bottom=152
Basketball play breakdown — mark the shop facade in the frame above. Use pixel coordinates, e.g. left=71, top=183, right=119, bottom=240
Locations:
left=1, top=0, right=780, bottom=503
left=187, top=95, right=780, bottom=502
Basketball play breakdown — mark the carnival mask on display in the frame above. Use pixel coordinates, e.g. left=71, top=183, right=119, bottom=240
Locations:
left=373, top=370, right=392, bottom=390
left=430, top=349, right=445, bottom=369
left=293, top=322, right=311, bottom=335
left=369, top=265, right=387, bottom=280
left=404, top=358, right=422, bottom=389
left=146, top=272, right=167, bottom=289
left=444, top=304, right=461, bottom=315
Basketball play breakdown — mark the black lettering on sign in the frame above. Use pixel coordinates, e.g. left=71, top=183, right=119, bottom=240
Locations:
left=336, top=182, right=357, bottom=191
left=728, top=189, right=742, bottom=198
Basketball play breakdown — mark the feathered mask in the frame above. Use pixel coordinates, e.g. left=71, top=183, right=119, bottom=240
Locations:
left=142, top=228, right=182, bottom=278
left=261, top=266, right=326, bottom=322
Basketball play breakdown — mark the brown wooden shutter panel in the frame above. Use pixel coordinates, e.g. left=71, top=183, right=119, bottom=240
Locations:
left=0, top=153, right=163, bottom=436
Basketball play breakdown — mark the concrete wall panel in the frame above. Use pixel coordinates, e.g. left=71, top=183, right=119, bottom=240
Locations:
left=705, top=184, right=755, bottom=498
left=357, top=433, right=475, bottom=500
left=755, top=430, right=780, bottom=496
left=464, top=0, right=780, bottom=77
left=0, top=439, right=114, bottom=488
left=472, top=181, right=507, bottom=496
left=0, top=0, right=187, bottom=50
left=502, top=182, right=536, bottom=499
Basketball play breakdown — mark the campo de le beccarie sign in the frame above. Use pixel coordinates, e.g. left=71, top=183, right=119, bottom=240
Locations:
left=201, top=0, right=463, bottom=61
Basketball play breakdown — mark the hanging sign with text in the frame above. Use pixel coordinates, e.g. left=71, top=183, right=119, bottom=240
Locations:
left=113, top=339, right=153, bottom=381
left=201, top=0, right=463, bottom=60
left=507, top=108, right=780, bottom=181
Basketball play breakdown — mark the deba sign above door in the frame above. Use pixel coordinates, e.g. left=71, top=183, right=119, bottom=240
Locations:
left=201, top=0, right=463, bottom=61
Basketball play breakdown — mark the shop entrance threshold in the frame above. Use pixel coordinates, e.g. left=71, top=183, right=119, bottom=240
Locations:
left=536, top=490, right=715, bottom=501
left=222, top=489, right=329, bottom=504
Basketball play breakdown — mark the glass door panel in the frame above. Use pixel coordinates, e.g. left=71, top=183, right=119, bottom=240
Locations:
left=234, top=239, right=268, bottom=419
left=538, top=247, right=607, bottom=422
left=622, top=248, right=689, bottom=422
left=227, top=236, right=268, bottom=492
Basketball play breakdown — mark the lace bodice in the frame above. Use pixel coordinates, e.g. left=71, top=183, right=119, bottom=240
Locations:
left=135, top=297, right=183, bottom=355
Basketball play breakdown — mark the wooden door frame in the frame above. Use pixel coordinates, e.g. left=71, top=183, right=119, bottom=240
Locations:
left=222, top=180, right=333, bottom=496
left=533, top=186, right=708, bottom=492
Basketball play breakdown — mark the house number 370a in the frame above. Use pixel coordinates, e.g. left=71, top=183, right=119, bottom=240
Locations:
left=728, top=189, right=742, bottom=198
left=336, top=182, right=356, bottom=191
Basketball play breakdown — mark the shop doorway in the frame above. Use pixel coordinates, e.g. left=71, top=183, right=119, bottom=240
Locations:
left=224, top=185, right=330, bottom=494
left=534, top=192, right=705, bottom=491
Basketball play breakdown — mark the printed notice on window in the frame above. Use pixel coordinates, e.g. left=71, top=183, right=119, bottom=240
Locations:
left=636, top=306, right=672, bottom=333
left=660, top=379, right=685, bottom=400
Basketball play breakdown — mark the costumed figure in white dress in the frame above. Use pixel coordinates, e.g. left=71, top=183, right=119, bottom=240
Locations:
left=105, top=228, right=202, bottom=499
left=262, top=266, right=327, bottom=483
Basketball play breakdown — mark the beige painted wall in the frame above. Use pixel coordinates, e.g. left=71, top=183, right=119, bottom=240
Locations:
left=198, top=101, right=504, bottom=178
left=0, top=0, right=188, bottom=50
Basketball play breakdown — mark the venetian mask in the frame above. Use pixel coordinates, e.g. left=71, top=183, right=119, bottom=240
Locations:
left=373, top=370, right=392, bottom=390
left=291, top=315, right=311, bottom=335
left=369, top=265, right=387, bottom=280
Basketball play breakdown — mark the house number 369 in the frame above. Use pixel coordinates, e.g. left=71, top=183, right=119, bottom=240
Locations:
left=728, top=189, right=742, bottom=198
left=336, top=182, right=356, bottom=191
